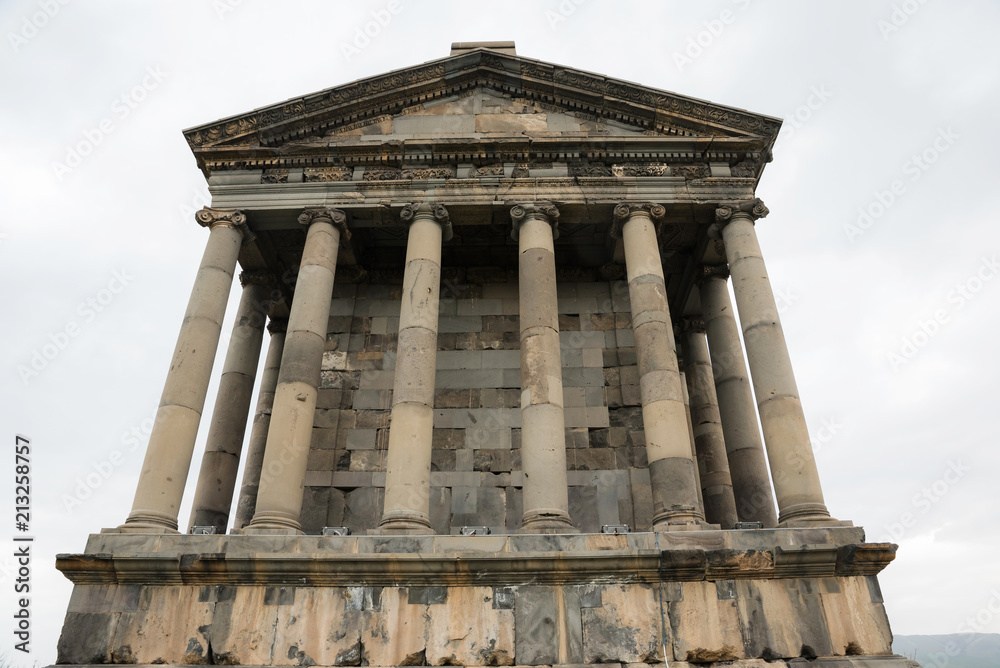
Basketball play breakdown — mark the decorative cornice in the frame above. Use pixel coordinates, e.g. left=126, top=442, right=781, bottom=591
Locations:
left=715, top=198, right=769, bottom=225
left=610, top=202, right=666, bottom=239
left=401, top=203, right=453, bottom=242
left=183, top=51, right=781, bottom=159
left=510, top=202, right=560, bottom=241
left=297, top=207, right=351, bottom=240
left=54, top=541, right=895, bottom=587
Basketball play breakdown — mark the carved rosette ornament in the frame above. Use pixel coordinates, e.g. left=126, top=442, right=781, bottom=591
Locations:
left=610, top=202, right=666, bottom=239
left=400, top=203, right=453, bottom=242
left=714, top=198, right=770, bottom=227
left=510, top=202, right=560, bottom=240
left=297, top=207, right=351, bottom=240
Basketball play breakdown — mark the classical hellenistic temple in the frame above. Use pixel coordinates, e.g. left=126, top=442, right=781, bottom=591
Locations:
left=55, top=43, right=916, bottom=667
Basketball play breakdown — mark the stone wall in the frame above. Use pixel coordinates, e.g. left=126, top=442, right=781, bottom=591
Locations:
left=299, top=277, right=651, bottom=535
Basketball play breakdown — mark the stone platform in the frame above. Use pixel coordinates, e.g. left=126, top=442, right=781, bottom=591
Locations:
left=55, top=527, right=918, bottom=667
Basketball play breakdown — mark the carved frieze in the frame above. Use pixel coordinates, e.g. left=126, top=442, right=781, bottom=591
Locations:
left=612, top=163, right=668, bottom=177
left=671, top=164, right=711, bottom=179
left=327, top=63, right=446, bottom=105
left=303, top=166, right=353, bottom=182
left=569, top=162, right=613, bottom=177
left=475, top=164, right=504, bottom=176
left=261, top=168, right=289, bottom=184
left=731, top=160, right=757, bottom=178
left=401, top=166, right=455, bottom=180
left=511, top=163, right=530, bottom=178
left=363, top=167, right=402, bottom=181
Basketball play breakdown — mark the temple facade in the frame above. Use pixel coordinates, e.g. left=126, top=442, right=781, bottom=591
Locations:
left=55, top=43, right=917, bottom=667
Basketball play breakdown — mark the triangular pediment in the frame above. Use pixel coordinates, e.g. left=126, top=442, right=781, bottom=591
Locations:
left=184, top=49, right=781, bottom=162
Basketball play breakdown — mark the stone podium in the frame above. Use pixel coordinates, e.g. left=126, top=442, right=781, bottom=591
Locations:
left=55, top=42, right=917, bottom=667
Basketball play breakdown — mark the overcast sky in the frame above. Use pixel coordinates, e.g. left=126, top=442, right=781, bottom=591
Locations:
left=1, top=1, right=998, bottom=663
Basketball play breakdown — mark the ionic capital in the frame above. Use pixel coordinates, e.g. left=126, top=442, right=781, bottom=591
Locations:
left=698, top=264, right=730, bottom=283
left=239, top=270, right=276, bottom=288
left=510, top=202, right=560, bottom=240
left=196, top=207, right=254, bottom=244
left=298, top=207, right=351, bottom=240
left=610, top=202, right=666, bottom=239
left=401, top=203, right=453, bottom=241
left=714, top=198, right=769, bottom=226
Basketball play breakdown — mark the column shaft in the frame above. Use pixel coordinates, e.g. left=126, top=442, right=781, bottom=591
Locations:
left=233, top=320, right=285, bottom=530
left=512, top=203, right=574, bottom=532
left=247, top=208, right=346, bottom=533
left=120, top=208, right=247, bottom=533
left=699, top=273, right=777, bottom=526
left=615, top=203, right=707, bottom=531
left=718, top=200, right=833, bottom=525
left=379, top=204, right=449, bottom=533
left=188, top=276, right=272, bottom=533
left=681, top=323, right=740, bottom=529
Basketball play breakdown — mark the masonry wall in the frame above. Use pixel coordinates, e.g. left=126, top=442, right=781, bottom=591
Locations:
left=298, top=277, right=654, bottom=535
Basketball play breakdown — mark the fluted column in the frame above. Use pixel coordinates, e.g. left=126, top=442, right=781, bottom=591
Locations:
left=680, top=318, right=739, bottom=529
left=247, top=207, right=347, bottom=533
left=699, top=268, right=777, bottom=526
left=378, top=203, right=451, bottom=533
left=613, top=203, right=708, bottom=531
left=119, top=207, right=249, bottom=533
left=716, top=199, right=835, bottom=526
left=233, top=317, right=286, bottom=530
left=512, top=203, right=575, bottom=532
left=188, top=271, right=273, bottom=533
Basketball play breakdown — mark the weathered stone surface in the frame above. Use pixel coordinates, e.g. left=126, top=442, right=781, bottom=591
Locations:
left=582, top=584, right=660, bottom=664
left=426, top=586, right=515, bottom=666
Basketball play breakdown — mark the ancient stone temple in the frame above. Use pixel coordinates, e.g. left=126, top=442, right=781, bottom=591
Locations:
left=56, top=42, right=916, bottom=666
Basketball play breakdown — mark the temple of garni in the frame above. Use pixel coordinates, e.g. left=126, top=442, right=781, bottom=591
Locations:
left=55, top=43, right=918, bottom=667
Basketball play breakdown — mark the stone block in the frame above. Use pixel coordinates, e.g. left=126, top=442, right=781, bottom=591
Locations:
left=350, top=450, right=382, bottom=472
left=561, top=330, right=608, bottom=349
left=569, top=485, right=600, bottom=533
left=439, top=315, right=484, bottom=333
left=568, top=448, right=615, bottom=471
left=514, top=587, right=559, bottom=665
left=429, top=487, right=452, bottom=535
left=211, top=586, right=280, bottom=665
left=435, top=388, right=479, bottom=408
left=582, top=586, right=661, bottom=664
left=438, top=349, right=483, bottom=370
left=474, top=449, right=515, bottom=472
left=346, top=428, right=377, bottom=450
left=432, top=428, right=466, bottom=449
left=425, top=586, right=515, bottom=666
left=457, top=298, right=503, bottom=315
left=583, top=347, right=605, bottom=367
left=562, top=367, right=606, bottom=387
left=566, top=427, right=590, bottom=448
left=361, top=587, right=428, bottom=667
left=343, top=487, right=383, bottom=532
left=57, top=612, right=117, bottom=664
left=110, top=586, right=214, bottom=664
left=456, top=449, right=475, bottom=471
left=482, top=349, right=520, bottom=368
left=436, top=369, right=504, bottom=389
left=431, top=449, right=457, bottom=471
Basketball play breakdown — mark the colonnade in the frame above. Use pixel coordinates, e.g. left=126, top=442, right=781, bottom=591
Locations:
left=117, top=198, right=835, bottom=535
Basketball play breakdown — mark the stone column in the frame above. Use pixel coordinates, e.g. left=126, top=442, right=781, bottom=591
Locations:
left=511, top=203, right=574, bottom=532
left=187, top=272, right=275, bottom=533
left=716, top=199, right=835, bottom=526
left=378, top=203, right=451, bottom=533
left=233, top=317, right=285, bottom=530
left=119, top=207, right=249, bottom=533
left=699, top=268, right=777, bottom=526
left=247, top=207, right=347, bottom=533
left=680, top=318, right=740, bottom=529
left=613, top=203, right=708, bottom=531
left=677, top=368, right=706, bottom=515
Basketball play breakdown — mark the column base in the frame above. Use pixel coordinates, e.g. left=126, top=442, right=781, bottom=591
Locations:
left=245, top=511, right=304, bottom=535
left=113, top=511, right=181, bottom=534
left=376, top=511, right=433, bottom=535
left=653, top=519, right=721, bottom=532
left=777, top=503, right=851, bottom=528
left=520, top=510, right=578, bottom=534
